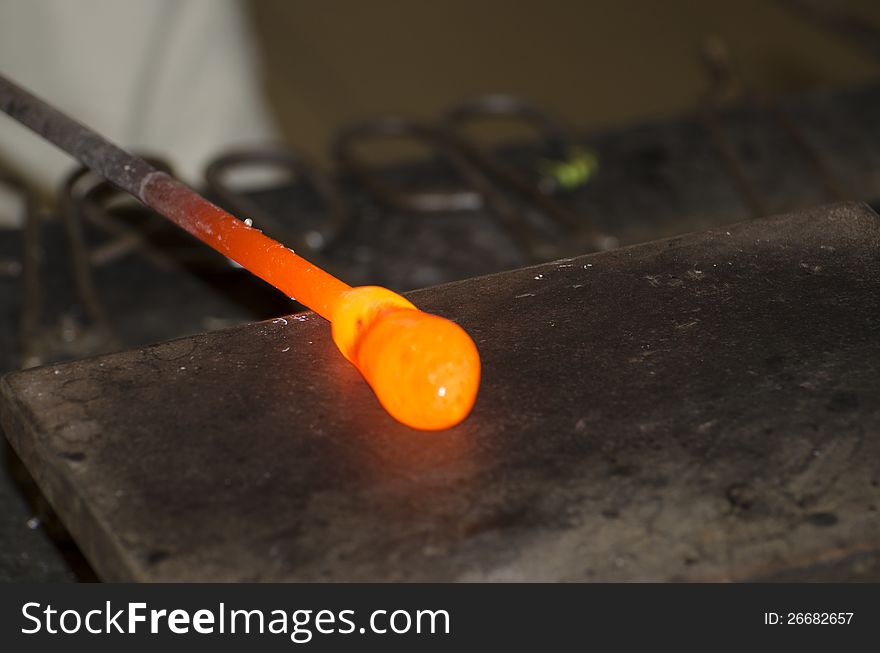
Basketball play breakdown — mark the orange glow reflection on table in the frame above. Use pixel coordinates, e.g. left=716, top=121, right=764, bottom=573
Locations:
left=142, top=172, right=480, bottom=430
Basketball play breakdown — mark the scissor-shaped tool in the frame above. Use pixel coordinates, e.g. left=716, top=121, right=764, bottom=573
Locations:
left=334, top=95, right=613, bottom=264
left=1, top=166, right=119, bottom=368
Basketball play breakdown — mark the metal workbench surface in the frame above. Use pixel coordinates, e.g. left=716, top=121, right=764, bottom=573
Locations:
left=2, top=201, right=880, bottom=581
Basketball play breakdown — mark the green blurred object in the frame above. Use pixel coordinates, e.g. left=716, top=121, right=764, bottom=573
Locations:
left=539, top=147, right=599, bottom=191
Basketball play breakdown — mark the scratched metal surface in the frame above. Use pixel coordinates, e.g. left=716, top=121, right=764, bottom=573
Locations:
left=2, top=201, right=880, bottom=581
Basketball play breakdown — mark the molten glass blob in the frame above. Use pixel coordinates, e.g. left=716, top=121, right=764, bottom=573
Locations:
left=332, top=287, right=481, bottom=430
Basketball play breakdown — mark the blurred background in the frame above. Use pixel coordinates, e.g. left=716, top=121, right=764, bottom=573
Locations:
left=2, top=0, right=880, bottom=189
left=251, top=0, right=880, bottom=161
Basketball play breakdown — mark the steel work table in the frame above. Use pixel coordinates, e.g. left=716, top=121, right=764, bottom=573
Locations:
left=2, top=201, right=880, bottom=581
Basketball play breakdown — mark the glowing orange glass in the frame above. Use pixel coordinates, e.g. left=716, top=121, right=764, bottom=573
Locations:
left=143, top=173, right=481, bottom=430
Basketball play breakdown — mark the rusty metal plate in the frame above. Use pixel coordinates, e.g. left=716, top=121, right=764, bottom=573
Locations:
left=3, top=201, right=880, bottom=581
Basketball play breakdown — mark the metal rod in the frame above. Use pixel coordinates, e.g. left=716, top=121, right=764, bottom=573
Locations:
left=0, top=76, right=156, bottom=201
left=0, top=73, right=350, bottom=319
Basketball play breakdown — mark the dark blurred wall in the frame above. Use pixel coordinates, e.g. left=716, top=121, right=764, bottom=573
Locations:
left=247, top=0, right=880, bottom=162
